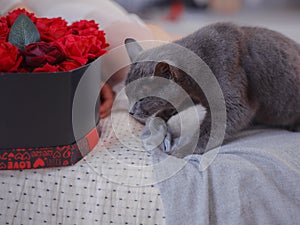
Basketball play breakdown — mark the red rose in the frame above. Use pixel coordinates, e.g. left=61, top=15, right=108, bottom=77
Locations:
left=22, top=42, right=65, bottom=69
left=69, top=20, right=99, bottom=37
left=70, top=20, right=99, bottom=32
left=35, top=17, right=69, bottom=42
left=85, top=36, right=107, bottom=61
left=6, top=8, right=36, bottom=27
left=33, top=63, right=60, bottom=72
left=97, top=30, right=109, bottom=49
left=0, top=42, right=23, bottom=72
left=59, top=60, right=82, bottom=71
left=17, top=67, right=29, bottom=73
left=0, top=16, right=7, bottom=24
left=0, top=22, right=9, bottom=41
left=56, top=34, right=91, bottom=65
left=70, top=20, right=109, bottom=49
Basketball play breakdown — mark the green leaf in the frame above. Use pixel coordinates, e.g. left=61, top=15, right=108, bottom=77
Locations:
left=8, top=14, right=40, bottom=50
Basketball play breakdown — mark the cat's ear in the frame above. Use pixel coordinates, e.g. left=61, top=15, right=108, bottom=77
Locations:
left=154, top=62, right=180, bottom=80
left=154, top=62, right=175, bottom=79
left=124, top=38, right=143, bottom=62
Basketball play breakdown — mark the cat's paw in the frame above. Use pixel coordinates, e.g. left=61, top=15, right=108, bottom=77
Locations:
left=167, top=104, right=206, bottom=137
left=165, top=104, right=207, bottom=157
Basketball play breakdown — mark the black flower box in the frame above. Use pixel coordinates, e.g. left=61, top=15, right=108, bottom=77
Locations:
left=0, top=59, right=101, bottom=170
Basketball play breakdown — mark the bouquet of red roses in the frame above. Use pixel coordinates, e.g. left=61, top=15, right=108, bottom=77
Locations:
left=0, top=9, right=109, bottom=170
left=0, top=8, right=109, bottom=73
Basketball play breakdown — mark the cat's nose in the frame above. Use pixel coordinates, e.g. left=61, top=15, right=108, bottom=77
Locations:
left=129, top=111, right=134, bottom=115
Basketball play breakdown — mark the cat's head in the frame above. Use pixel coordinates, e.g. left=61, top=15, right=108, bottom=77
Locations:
left=124, top=38, right=201, bottom=123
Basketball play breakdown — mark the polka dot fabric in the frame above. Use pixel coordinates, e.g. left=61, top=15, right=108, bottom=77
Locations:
left=0, top=95, right=166, bottom=225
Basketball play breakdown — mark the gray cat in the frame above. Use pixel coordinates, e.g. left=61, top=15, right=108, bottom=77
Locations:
left=124, top=22, right=300, bottom=153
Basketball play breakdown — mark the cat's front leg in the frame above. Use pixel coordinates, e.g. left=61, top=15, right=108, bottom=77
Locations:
left=166, top=104, right=207, bottom=138
left=164, top=104, right=207, bottom=157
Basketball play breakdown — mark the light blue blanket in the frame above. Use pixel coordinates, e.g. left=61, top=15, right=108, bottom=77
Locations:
left=142, top=117, right=300, bottom=225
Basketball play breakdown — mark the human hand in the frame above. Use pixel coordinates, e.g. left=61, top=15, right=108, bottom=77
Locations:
left=100, top=83, right=115, bottom=118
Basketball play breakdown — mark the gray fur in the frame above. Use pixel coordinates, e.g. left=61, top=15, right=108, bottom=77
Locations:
left=125, top=38, right=143, bottom=62
left=125, top=22, right=300, bottom=152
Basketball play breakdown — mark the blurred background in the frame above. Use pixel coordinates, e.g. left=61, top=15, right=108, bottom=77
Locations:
left=114, top=0, right=300, bottom=41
